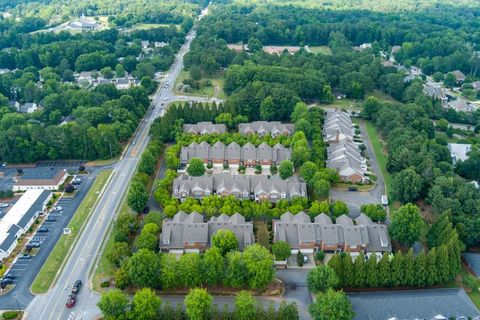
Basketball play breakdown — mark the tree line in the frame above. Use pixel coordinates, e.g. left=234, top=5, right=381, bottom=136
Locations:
left=98, top=287, right=299, bottom=320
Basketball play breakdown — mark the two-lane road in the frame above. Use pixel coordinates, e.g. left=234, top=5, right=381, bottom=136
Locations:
left=25, top=23, right=199, bottom=320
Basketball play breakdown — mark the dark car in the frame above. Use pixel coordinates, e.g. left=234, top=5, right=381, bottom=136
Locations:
left=0, top=278, right=12, bottom=288
left=72, top=280, right=82, bottom=294
left=46, top=216, right=56, bottom=222
left=38, top=227, right=49, bottom=233
left=18, top=253, right=31, bottom=259
left=66, top=295, right=76, bottom=308
left=3, top=274, right=16, bottom=280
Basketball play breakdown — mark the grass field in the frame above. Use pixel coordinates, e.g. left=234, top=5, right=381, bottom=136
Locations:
left=308, top=46, right=332, bottom=55
left=31, top=169, right=112, bottom=294
left=174, top=70, right=226, bottom=98
left=364, top=121, right=393, bottom=195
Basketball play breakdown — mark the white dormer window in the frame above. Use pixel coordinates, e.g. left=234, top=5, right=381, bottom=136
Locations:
left=281, top=192, right=286, bottom=199
left=163, top=239, right=170, bottom=245
left=205, top=189, right=211, bottom=195
left=243, top=192, right=248, bottom=197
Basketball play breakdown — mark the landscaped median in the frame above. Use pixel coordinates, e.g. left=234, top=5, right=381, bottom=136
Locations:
left=31, top=169, right=113, bottom=294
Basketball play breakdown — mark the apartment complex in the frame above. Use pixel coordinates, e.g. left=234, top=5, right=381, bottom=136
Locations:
left=180, top=141, right=291, bottom=167
left=172, top=173, right=307, bottom=202
left=160, top=212, right=254, bottom=253
left=323, top=110, right=368, bottom=183
left=183, top=122, right=227, bottom=135
left=273, top=212, right=391, bottom=254
left=238, top=121, right=294, bottom=137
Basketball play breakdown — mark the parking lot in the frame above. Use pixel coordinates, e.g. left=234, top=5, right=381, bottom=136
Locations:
left=0, top=169, right=99, bottom=310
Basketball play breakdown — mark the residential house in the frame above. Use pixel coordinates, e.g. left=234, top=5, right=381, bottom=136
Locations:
left=238, top=121, right=294, bottom=137
left=183, top=122, right=227, bottom=135
left=423, top=82, right=448, bottom=106
left=272, top=212, right=391, bottom=254
left=17, top=102, right=41, bottom=114
left=8, top=101, right=19, bottom=110
left=451, top=70, right=466, bottom=84
left=172, top=174, right=307, bottom=202
left=180, top=141, right=291, bottom=167
left=447, top=99, right=477, bottom=113
left=448, top=143, right=472, bottom=162
left=471, top=81, right=480, bottom=91
left=391, top=45, right=401, bottom=55
left=154, top=42, right=168, bottom=48
left=353, top=43, right=372, bottom=51
left=160, top=212, right=254, bottom=253
left=323, top=109, right=355, bottom=143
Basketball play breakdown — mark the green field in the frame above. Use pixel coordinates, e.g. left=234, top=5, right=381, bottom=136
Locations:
left=364, top=121, right=393, bottom=195
left=308, top=46, right=332, bottom=55
left=31, top=169, right=112, bottom=294
left=174, top=70, right=226, bottom=98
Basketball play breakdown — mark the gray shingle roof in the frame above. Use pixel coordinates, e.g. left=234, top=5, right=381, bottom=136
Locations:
left=160, top=212, right=254, bottom=251
left=336, top=214, right=354, bottom=226
left=464, top=253, right=480, bottom=277
left=183, top=122, right=227, bottom=135
left=17, top=190, right=51, bottom=229
left=238, top=121, right=294, bottom=136
left=348, top=288, right=480, bottom=320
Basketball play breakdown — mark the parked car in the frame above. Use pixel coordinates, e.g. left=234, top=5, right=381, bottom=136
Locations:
left=3, top=274, right=16, bottom=280
left=38, top=227, right=49, bottom=233
left=65, top=295, right=76, bottom=308
left=28, top=241, right=40, bottom=248
left=18, top=253, right=31, bottom=259
left=0, top=203, right=9, bottom=208
left=72, top=280, right=82, bottom=294
left=54, top=206, right=63, bottom=211
left=303, top=255, right=309, bottom=263
left=46, top=216, right=56, bottom=222
left=0, top=278, right=13, bottom=287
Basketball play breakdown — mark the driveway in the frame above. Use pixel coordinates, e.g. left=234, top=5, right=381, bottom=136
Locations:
left=0, top=165, right=109, bottom=310
left=329, top=120, right=387, bottom=220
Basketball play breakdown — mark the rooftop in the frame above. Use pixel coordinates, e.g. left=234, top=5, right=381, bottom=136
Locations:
left=348, top=288, right=480, bottom=320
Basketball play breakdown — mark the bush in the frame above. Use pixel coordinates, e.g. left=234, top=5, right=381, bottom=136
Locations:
left=316, top=251, right=325, bottom=262
left=207, top=162, right=213, bottom=169
left=2, top=311, right=18, bottom=320
left=297, top=252, right=304, bottom=267
left=100, top=280, right=110, bottom=288
left=463, top=274, right=480, bottom=293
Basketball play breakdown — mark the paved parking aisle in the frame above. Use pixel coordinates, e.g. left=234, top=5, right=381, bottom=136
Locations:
left=0, top=169, right=101, bottom=310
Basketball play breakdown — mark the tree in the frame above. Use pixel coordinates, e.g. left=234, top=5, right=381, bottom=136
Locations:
left=98, top=290, right=129, bottom=320
left=178, top=253, right=203, bottom=287
left=260, top=96, right=276, bottom=121
left=279, top=160, right=294, bottom=180
left=309, top=201, right=330, bottom=216
left=234, top=291, right=257, bottom=320
left=271, top=241, right=291, bottom=261
left=444, top=73, right=457, bottom=88
left=243, top=244, right=275, bottom=289
left=390, top=203, right=423, bottom=246
left=116, top=64, right=126, bottom=77
left=144, top=211, right=162, bottom=228
left=184, top=288, right=212, bottom=320
left=307, top=265, right=340, bottom=293
left=129, top=288, right=161, bottom=320
left=212, top=229, right=239, bottom=256
left=106, top=241, right=131, bottom=267
left=127, top=249, right=161, bottom=288
left=189, top=65, right=202, bottom=81
left=331, top=201, right=349, bottom=218
left=256, top=223, right=270, bottom=249
left=277, top=301, right=300, bottom=320
left=160, top=254, right=179, bottom=289
left=392, top=167, right=422, bottom=203
left=136, top=232, right=158, bottom=251
left=101, top=67, right=114, bottom=79
left=224, top=251, right=247, bottom=288
left=314, top=179, right=330, bottom=198
left=187, top=157, right=206, bottom=176
left=360, top=204, right=386, bottom=221
left=309, top=289, right=355, bottom=320
left=203, top=247, right=224, bottom=285
left=128, top=181, right=149, bottom=213
left=247, top=37, right=263, bottom=52
left=300, top=161, right=318, bottom=185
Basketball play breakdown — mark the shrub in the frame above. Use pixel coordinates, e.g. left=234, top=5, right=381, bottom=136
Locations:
left=100, top=280, right=110, bottom=288
left=316, top=251, right=325, bottom=262
left=2, top=311, right=18, bottom=320
left=207, top=162, right=213, bottom=169
left=297, top=252, right=304, bottom=267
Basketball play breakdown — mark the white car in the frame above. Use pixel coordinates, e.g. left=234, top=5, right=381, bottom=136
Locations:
left=0, top=203, right=9, bottom=208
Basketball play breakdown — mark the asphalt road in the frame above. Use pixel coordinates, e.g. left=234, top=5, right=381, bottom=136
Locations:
left=24, top=12, right=202, bottom=320
left=0, top=165, right=107, bottom=311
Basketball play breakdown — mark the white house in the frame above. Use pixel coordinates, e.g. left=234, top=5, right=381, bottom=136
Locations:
left=448, top=143, right=472, bottom=162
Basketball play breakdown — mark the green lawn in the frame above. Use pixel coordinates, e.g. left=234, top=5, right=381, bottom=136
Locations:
left=308, top=46, right=332, bottom=55
left=174, top=70, right=226, bottom=98
left=364, top=121, right=393, bottom=195
left=31, top=169, right=112, bottom=294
